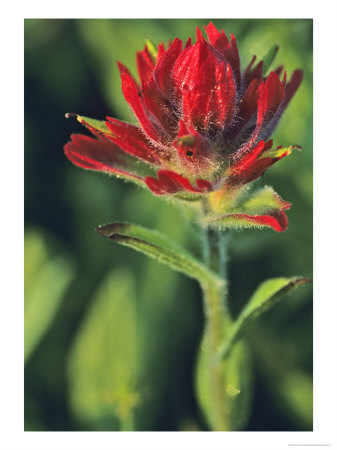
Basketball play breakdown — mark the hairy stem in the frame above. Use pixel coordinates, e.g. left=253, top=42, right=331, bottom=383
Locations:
left=200, top=227, right=232, bottom=430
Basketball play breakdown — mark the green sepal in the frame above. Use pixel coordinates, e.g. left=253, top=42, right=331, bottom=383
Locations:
left=262, top=44, right=279, bottom=76
left=145, top=39, right=158, bottom=61
left=259, top=145, right=301, bottom=160
left=218, top=277, right=310, bottom=361
left=96, top=222, right=222, bottom=289
left=66, top=113, right=114, bottom=136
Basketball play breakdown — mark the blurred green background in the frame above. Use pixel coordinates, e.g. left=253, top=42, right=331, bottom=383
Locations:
left=24, top=19, right=313, bottom=431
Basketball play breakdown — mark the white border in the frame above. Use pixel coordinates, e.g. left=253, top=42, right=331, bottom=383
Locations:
left=2, top=0, right=337, bottom=449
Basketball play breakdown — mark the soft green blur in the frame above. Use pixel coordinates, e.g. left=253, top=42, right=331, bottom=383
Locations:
left=24, top=19, right=312, bottom=431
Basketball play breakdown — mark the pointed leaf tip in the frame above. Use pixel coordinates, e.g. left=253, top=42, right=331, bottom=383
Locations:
left=65, top=112, right=78, bottom=119
left=96, top=222, right=221, bottom=288
left=218, top=277, right=311, bottom=361
left=262, top=44, right=279, bottom=77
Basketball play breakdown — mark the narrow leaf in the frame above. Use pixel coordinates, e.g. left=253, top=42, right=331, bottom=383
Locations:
left=96, top=222, right=221, bottom=289
left=262, top=44, right=279, bottom=77
left=218, top=277, right=310, bottom=360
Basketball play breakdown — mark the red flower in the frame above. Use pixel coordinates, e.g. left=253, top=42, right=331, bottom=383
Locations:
left=64, top=22, right=303, bottom=232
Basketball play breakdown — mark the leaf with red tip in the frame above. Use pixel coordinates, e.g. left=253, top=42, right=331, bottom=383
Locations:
left=216, top=211, right=289, bottom=232
left=207, top=186, right=291, bottom=232
left=64, top=133, right=156, bottom=185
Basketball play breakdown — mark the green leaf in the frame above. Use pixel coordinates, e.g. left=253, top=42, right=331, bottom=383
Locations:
left=262, top=44, right=279, bottom=76
left=67, top=269, right=140, bottom=430
left=218, top=277, right=310, bottom=360
left=96, top=222, right=222, bottom=289
left=24, top=231, right=74, bottom=362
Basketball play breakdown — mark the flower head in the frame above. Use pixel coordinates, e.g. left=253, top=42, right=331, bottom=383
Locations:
left=64, top=22, right=303, bottom=232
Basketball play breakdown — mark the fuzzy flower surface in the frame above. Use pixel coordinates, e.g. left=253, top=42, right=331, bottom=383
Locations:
left=64, top=23, right=303, bottom=232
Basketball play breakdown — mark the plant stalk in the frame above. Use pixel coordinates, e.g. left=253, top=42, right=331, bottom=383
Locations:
left=201, top=227, right=232, bottom=430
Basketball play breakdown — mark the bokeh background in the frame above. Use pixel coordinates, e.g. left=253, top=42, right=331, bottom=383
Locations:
left=24, top=19, right=313, bottom=431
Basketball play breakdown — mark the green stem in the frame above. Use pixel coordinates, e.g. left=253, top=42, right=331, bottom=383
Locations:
left=200, top=227, right=232, bottom=430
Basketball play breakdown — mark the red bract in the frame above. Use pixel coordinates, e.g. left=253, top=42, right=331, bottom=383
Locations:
left=64, top=22, right=303, bottom=232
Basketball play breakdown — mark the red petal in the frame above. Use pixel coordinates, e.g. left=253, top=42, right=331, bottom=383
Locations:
left=142, top=76, right=179, bottom=138
left=145, top=169, right=212, bottom=195
left=185, top=37, right=192, bottom=48
left=243, top=55, right=257, bottom=78
left=64, top=133, right=143, bottom=181
left=156, top=42, right=166, bottom=61
left=226, top=139, right=290, bottom=186
left=282, top=69, right=303, bottom=110
left=228, top=77, right=260, bottom=139
left=260, top=69, right=303, bottom=139
left=257, top=71, right=285, bottom=128
left=172, top=41, right=208, bottom=102
left=244, top=60, right=263, bottom=87
left=196, top=26, right=204, bottom=41
left=229, top=33, right=241, bottom=86
left=117, top=62, right=165, bottom=142
left=137, top=46, right=155, bottom=83
left=105, top=117, right=162, bottom=164
left=204, top=24, right=240, bottom=86
left=154, top=38, right=183, bottom=101
left=178, top=43, right=236, bottom=130
left=205, top=22, right=230, bottom=51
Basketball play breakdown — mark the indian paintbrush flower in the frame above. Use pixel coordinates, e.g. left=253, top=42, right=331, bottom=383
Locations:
left=64, top=22, right=303, bottom=232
